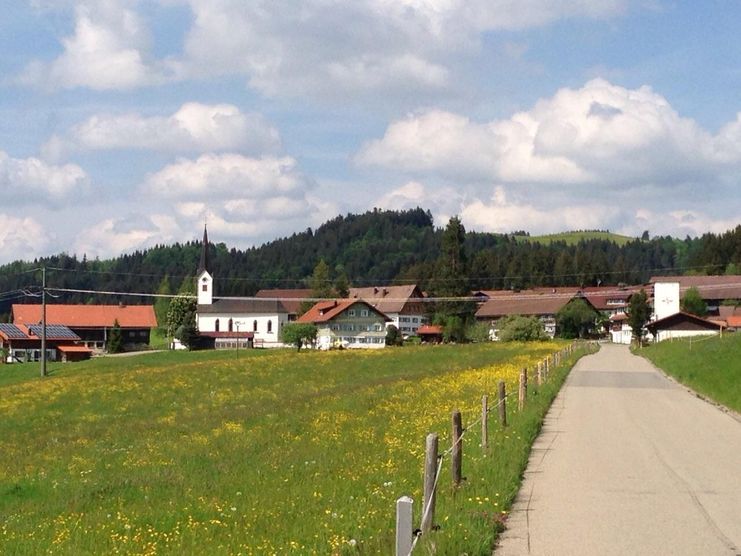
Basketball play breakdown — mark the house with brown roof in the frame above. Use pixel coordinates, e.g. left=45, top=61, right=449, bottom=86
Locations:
left=646, top=311, right=725, bottom=342
left=475, top=290, right=596, bottom=339
left=348, top=285, right=427, bottom=337
left=297, top=299, right=390, bottom=349
left=12, top=304, right=157, bottom=352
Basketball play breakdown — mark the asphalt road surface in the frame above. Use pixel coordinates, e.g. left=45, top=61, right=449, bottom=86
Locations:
left=495, top=343, right=741, bottom=556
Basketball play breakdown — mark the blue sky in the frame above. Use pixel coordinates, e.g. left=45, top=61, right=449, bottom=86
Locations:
left=1, top=0, right=740, bottom=263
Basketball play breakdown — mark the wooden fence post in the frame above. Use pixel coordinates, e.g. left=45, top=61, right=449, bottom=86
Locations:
left=498, top=380, right=507, bottom=427
left=396, top=496, right=414, bottom=556
left=452, top=410, right=463, bottom=487
left=518, top=368, right=527, bottom=411
left=481, top=395, right=488, bottom=452
left=421, top=433, right=438, bottom=534
left=536, top=362, right=543, bottom=386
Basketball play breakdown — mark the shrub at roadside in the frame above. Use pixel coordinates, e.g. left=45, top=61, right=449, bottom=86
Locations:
left=498, top=315, right=548, bottom=341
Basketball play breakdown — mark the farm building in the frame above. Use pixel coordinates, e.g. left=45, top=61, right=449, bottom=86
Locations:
left=12, top=304, right=157, bottom=353
left=646, top=312, right=725, bottom=342
left=649, top=275, right=741, bottom=315
left=0, top=323, right=92, bottom=363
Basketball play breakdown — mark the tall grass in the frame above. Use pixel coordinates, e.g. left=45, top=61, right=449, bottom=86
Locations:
left=0, top=342, right=590, bottom=554
left=640, top=333, right=741, bottom=412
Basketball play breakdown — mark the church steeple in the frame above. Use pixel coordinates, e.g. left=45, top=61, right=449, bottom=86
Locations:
left=197, top=224, right=213, bottom=306
left=198, top=224, right=209, bottom=274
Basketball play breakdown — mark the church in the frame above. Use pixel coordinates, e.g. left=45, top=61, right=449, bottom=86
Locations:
left=195, top=226, right=289, bottom=348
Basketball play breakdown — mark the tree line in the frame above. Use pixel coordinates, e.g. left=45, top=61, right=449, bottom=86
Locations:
left=0, top=207, right=739, bottom=321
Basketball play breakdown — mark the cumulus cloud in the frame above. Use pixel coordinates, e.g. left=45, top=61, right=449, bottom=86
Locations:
left=0, top=214, right=50, bottom=262
left=74, top=214, right=181, bottom=259
left=43, top=103, right=281, bottom=160
left=0, top=151, right=90, bottom=204
left=143, top=154, right=311, bottom=200
left=172, top=0, right=626, bottom=98
left=358, top=79, right=738, bottom=188
left=19, top=1, right=162, bottom=90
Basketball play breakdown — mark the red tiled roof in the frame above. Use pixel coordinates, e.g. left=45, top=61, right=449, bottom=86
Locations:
left=56, top=345, right=93, bottom=353
left=727, top=315, right=741, bottom=328
left=12, top=304, right=157, bottom=328
left=297, top=300, right=391, bottom=324
left=417, top=324, right=443, bottom=335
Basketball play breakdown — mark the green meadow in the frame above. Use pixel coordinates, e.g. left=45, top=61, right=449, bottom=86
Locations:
left=640, top=333, right=741, bottom=412
left=514, top=231, right=635, bottom=246
left=0, top=342, right=592, bottom=555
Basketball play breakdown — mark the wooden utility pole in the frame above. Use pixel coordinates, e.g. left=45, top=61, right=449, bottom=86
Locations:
left=451, top=410, right=463, bottom=487
left=41, top=266, right=47, bottom=378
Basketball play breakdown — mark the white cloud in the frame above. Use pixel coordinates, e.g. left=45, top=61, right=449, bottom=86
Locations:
left=74, top=214, right=181, bottom=259
left=143, top=154, right=310, bottom=200
left=43, top=103, right=281, bottom=160
left=173, top=0, right=627, bottom=98
left=359, top=79, right=739, bottom=188
left=19, top=1, right=162, bottom=90
left=0, top=151, right=90, bottom=204
left=0, top=214, right=50, bottom=262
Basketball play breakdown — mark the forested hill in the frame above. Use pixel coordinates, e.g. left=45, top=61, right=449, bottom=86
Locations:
left=0, top=207, right=740, bottom=315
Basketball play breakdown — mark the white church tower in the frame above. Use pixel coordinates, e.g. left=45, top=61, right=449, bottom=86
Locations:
left=197, top=225, right=213, bottom=306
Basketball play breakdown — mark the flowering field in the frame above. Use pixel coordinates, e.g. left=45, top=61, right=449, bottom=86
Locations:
left=0, top=342, right=587, bottom=555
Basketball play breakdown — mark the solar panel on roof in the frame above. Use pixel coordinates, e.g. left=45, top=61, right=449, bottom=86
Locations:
left=28, top=324, right=80, bottom=340
left=0, top=323, right=27, bottom=339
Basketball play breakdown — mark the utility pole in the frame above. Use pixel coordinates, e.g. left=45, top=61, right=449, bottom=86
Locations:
left=41, top=266, right=47, bottom=377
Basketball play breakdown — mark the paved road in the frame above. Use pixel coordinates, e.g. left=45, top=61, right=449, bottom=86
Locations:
left=496, top=343, right=741, bottom=556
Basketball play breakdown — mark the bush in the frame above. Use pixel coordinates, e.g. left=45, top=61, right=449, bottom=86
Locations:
left=281, top=323, right=318, bottom=351
left=385, top=324, right=403, bottom=346
left=497, top=315, right=548, bottom=342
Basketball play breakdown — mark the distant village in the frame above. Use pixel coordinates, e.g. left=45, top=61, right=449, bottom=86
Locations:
left=1, top=227, right=739, bottom=364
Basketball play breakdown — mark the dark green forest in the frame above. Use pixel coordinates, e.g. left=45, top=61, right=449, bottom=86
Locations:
left=1, top=208, right=740, bottom=317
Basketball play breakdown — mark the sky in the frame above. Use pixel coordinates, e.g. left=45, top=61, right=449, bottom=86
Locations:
left=1, top=1, right=741, bottom=264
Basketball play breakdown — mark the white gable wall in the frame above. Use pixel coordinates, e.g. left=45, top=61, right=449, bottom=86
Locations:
left=197, top=312, right=289, bottom=346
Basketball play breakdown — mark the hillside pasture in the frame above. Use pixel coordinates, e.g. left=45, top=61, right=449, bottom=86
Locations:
left=0, top=343, right=585, bottom=554
left=514, top=230, right=635, bottom=246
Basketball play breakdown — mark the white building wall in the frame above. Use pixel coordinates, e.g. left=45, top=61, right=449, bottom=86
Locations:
left=653, top=282, right=680, bottom=320
left=197, top=271, right=213, bottom=305
left=653, top=329, right=718, bottom=343
left=197, top=312, right=289, bottom=346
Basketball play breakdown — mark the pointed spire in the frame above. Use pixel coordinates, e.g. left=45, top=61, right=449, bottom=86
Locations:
left=198, top=224, right=209, bottom=274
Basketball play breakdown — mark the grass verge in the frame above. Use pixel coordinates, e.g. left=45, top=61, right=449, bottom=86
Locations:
left=639, top=333, right=741, bottom=413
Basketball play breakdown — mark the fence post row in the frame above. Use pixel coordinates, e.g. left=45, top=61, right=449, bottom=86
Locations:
left=451, top=410, right=463, bottom=487
left=421, top=433, right=438, bottom=534
left=481, top=395, right=488, bottom=452
left=518, top=368, right=528, bottom=411
left=498, top=380, right=507, bottom=427
left=403, top=344, right=584, bottom=553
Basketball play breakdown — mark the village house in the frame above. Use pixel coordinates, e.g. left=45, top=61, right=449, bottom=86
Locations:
left=0, top=323, right=92, bottom=363
left=475, top=289, right=596, bottom=339
left=12, top=304, right=156, bottom=353
left=348, top=285, right=427, bottom=337
left=297, top=299, right=390, bottom=349
left=195, top=227, right=288, bottom=348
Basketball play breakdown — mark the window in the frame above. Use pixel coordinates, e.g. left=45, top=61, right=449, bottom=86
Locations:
left=253, top=320, right=258, bottom=332
left=267, top=320, right=273, bottom=333
left=360, top=309, right=369, bottom=317
left=215, top=319, right=220, bottom=332
left=348, top=309, right=356, bottom=317
left=228, top=318, right=233, bottom=332
left=202, top=284, right=208, bottom=292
